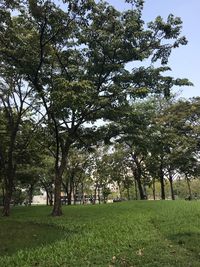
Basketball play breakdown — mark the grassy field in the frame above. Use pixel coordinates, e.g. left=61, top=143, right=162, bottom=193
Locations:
left=0, top=201, right=200, bottom=267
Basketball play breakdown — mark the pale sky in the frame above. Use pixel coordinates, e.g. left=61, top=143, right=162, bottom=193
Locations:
left=106, top=0, right=200, bottom=98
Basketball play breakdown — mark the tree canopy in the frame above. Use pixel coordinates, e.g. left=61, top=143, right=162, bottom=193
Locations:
left=0, top=0, right=197, bottom=216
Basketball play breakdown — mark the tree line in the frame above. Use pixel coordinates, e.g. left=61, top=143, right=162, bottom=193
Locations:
left=0, top=0, right=197, bottom=216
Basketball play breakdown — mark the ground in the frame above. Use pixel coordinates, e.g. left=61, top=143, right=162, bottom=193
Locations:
left=0, top=201, right=200, bottom=267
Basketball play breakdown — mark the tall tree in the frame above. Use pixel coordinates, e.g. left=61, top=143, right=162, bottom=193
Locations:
left=0, top=72, right=34, bottom=216
left=0, top=0, right=191, bottom=215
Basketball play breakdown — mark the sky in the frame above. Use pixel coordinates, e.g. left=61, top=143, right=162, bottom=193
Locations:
left=106, top=0, right=200, bottom=98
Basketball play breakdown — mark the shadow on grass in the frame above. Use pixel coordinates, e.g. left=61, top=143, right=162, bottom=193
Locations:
left=169, top=232, right=200, bottom=257
left=0, top=220, right=66, bottom=256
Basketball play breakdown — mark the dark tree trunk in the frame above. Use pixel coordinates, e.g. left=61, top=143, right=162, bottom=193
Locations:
left=43, top=186, right=53, bottom=206
left=2, top=185, right=5, bottom=206
left=52, top=171, right=62, bottom=216
left=28, top=184, right=34, bottom=206
left=2, top=176, right=13, bottom=216
left=2, top=162, right=15, bottom=216
left=2, top=133, right=17, bottom=216
left=136, top=178, right=146, bottom=200
left=93, top=183, right=98, bottom=205
left=46, top=191, right=49, bottom=206
left=127, top=186, right=130, bottom=200
left=134, top=178, right=138, bottom=200
left=131, top=153, right=145, bottom=200
left=169, top=171, right=175, bottom=200
left=81, top=182, right=84, bottom=204
left=73, top=185, right=77, bottom=205
left=67, top=190, right=72, bottom=205
left=2, top=192, right=12, bottom=216
left=51, top=142, right=71, bottom=216
left=98, top=186, right=101, bottom=204
left=49, top=191, right=53, bottom=206
left=132, top=167, right=145, bottom=200
left=152, top=177, right=156, bottom=200
left=159, top=163, right=165, bottom=200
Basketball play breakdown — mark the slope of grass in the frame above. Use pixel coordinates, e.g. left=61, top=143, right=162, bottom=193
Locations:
left=0, top=221, right=65, bottom=256
left=0, top=201, right=200, bottom=267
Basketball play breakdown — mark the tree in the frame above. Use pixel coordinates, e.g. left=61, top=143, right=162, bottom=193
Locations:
left=0, top=0, right=191, bottom=215
left=62, top=148, right=92, bottom=205
left=0, top=71, right=35, bottom=215
left=157, top=97, right=200, bottom=199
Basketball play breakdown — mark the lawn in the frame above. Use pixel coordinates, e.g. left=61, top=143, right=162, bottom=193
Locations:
left=0, top=201, right=200, bottom=267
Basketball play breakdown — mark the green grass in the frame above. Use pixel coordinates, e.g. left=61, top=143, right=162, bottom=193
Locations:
left=0, top=201, right=200, bottom=267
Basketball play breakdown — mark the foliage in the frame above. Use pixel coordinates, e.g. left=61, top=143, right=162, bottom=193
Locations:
left=0, top=0, right=196, bottom=215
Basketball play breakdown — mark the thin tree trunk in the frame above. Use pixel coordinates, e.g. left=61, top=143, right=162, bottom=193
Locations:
left=127, top=186, right=130, bottom=200
left=143, top=184, right=147, bottom=200
left=152, top=177, right=156, bottom=200
left=81, top=182, right=84, bottom=204
left=2, top=184, right=5, bottom=206
left=186, top=174, right=192, bottom=199
left=93, top=183, right=97, bottom=205
left=73, top=184, right=77, bottom=205
left=67, top=175, right=73, bottom=205
left=169, top=171, right=175, bottom=200
left=134, top=178, right=138, bottom=200
left=159, top=163, right=165, bottom=200
left=117, top=181, right=122, bottom=199
left=46, top=191, right=49, bottom=206
left=49, top=191, right=53, bottom=206
left=98, top=186, right=101, bottom=204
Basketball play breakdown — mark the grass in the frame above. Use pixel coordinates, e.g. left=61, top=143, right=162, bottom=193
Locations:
left=0, top=201, right=200, bottom=266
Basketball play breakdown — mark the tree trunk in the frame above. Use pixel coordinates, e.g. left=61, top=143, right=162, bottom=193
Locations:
left=28, top=184, right=34, bottom=206
left=2, top=136, right=16, bottom=216
left=2, top=177, right=13, bottom=216
left=81, top=182, right=84, bottom=204
left=186, top=174, right=192, bottom=199
left=46, top=191, right=49, bottom=206
left=45, top=188, right=53, bottom=206
left=49, top=191, right=53, bottom=206
left=67, top=190, right=72, bottom=205
left=51, top=142, right=71, bottom=216
left=159, top=163, right=165, bottom=200
left=2, top=185, right=5, bottom=206
left=73, top=184, right=77, bottom=205
left=127, top=186, right=130, bottom=200
left=93, top=183, right=97, bottom=205
left=131, top=154, right=145, bottom=200
left=133, top=167, right=145, bottom=200
left=152, top=177, right=156, bottom=200
left=51, top=171, right=62, bottom=216
left=136, top=178, right=146, bottom=200
left=134, top=178, right=138, bottom=200
left=67, top=176, right=73, bottom=205
left=169, top=171, right=175, bottom=200
left=117, top=181, right=122, bottom=199
left=98, top=186, right=101, bottom=204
